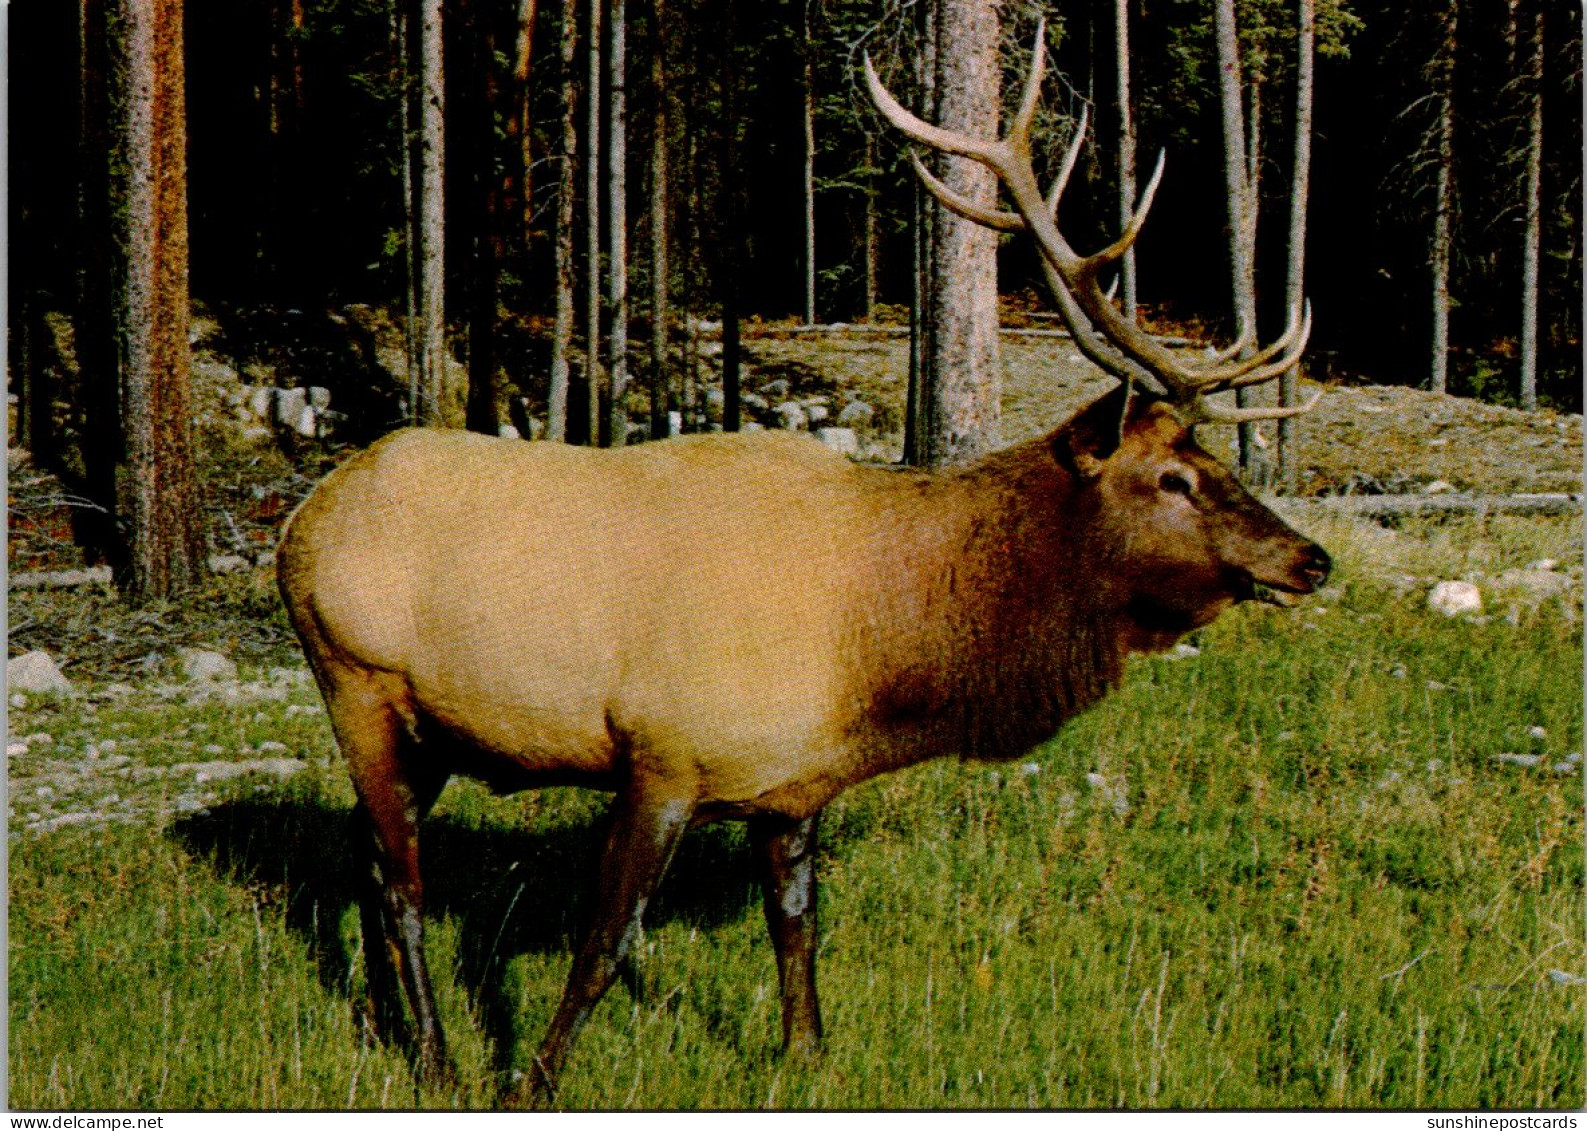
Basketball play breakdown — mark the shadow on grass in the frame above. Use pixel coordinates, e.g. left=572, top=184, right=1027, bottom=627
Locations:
left=167, top=789, right=761, bottom=1078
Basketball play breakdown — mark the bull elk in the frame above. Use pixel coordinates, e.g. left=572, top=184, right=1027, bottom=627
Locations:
left=277, top=21, right=1329, bottom=1106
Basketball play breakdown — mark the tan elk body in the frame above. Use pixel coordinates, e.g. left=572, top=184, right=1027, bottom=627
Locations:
left=279, top=21, right=1330, bottom=1105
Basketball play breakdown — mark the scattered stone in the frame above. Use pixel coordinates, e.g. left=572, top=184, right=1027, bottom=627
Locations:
left=291, top=404, right=318, bottom=438
left=274, top=387, right=308, bottom=427
left=704, top=388, right=726, bottom=423
left=757, top=378, right=791, bottom=400
left=307, top=386, right=332, bottom=410
left=178, top=648, right=238, bottom=683
left=256, top=741, right=290, bottom=754
left=1428, top=580, right=1482, bottom=617
left=1494, top=753, right=1541, bottom=768
left=24, top=733, right=53, bottom=746
left=498, top=423, right=521, bottom=441
left=1018, top=762, right=1041, bottom=778
left=9, top=567, right=115, bottom=590
left=207, top=554, right=249, bottom=574
left=743, top=422, right=765, bottom=433
left=1389, top=664, right=1408, bottom=679
left=7, top=744, right=27, bottom=759
left=8, top=652, right=73, bottom=695
left=175, top=757, right=308, bottom=784
left=1548, top=970, right=1586, bottom=987
left=837, top=400, right=875, bottom=428
left=1491, top=567, right=1573, bottom=607
left=1426, top=680, right=1453, bottom=692
left=742, top=393, right=770, bottom=413
left=1527, top=725, right=1548, bottom=741
left=1553, top=762, right=1578, bottom=775
left=10, top=694, right=27, bottom=710
left=805, top=403, right=829, bottom=426
left=1085, top=772, right=1130, bottom=817
left=1165, top=643, right=1201, bottom=660
left=773, top=402, right=809, bottom=430
left=255, top=550, right=277, bottom=568
left=247, top=386, right=275, bottom=419
left=814, top=427, right=859, bottom=458
left=1421, top=479, right=1456, bottom=495
left=668, top=411, right=684, bottom=436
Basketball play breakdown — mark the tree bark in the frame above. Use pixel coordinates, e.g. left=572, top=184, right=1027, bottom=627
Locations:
left=904, top=0, right=935, bottom=466
left=1278, top=0, right=1314, bottom=492
left=606, top=0, right=630, bottom=444
left=1429, top=0, right=1456, bottom=396
left=511, top=0, right=538, bottom=244
left=549, top=0, right=578, bottom=440
left=802, top=0, right=817, bottom=326
left=719, top=0, right=742, bottom=433
left=466, top=6, right=502, bottom=435
left=585, top=0, right=604, bottom=443
left=1114, top=0, right=1137, bottom=322
left=121, top=0, right=204, bottom=600
left=1214, top=0, right=1260, bottom=472
left=923, top=0, right=1001, bottom=469
left=418, top=0, right=448, bottom=424
left=649, top=0, right=671, bottom=437
left=391, top=0, right=421, bottom=423
left=864, top=131, right=880, bottom=321
left=1518, top=6, right=1544, bottom=412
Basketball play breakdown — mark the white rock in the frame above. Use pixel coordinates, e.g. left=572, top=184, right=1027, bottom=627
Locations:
left=307, top=386, right=332, bottom=410
left=1428, top=580, right=1482, bottom=617
left=668, top=411, right=684, bottom=435
left=1165, top=642, right=1201, bottom=660
left=1494, top=753, right=1541, bottom=768
left=805, top=404, right=829, bottom=426
left=178, top=648, right=238, bottom=683
left=7, top=651, right=72, bottom=695
left=208, top=554, right=249, bottom=574
left=6, top=743, right=27, bottom=759
left=292, top=404, right=318, bottom=438
left=274, top=387, right=308, bottom=426
left=773, top=402, right=808, bottom=430
left=498, top=423, right=521, bottom=441
left=837, top=401, right=875, bottom=428
left=1528, top=726, right=1548, bottom=741
left=814, top=427, right=859, bottom=457
left=1421, top=479, right=1456, bottom=495
left=247, top=386, right=276, bottom=419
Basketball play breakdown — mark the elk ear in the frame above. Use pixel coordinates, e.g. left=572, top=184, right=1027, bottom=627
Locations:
left=1053, top=384, right=1133, bottom=481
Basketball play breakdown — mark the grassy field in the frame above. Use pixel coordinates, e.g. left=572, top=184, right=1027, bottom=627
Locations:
left=8, top=508, right=1583, bottom=1110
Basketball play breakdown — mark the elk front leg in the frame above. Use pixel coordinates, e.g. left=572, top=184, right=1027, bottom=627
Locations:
left=514, top=774, right=696, bottom=1107
left=749, top=810, right=823, bottom=1057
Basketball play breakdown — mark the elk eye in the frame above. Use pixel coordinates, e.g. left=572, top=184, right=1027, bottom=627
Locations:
left=1160, top=471, right=1194, bottom=497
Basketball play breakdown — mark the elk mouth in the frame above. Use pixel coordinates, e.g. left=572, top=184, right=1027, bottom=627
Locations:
left=1243, top=552, right=1331, bottom=607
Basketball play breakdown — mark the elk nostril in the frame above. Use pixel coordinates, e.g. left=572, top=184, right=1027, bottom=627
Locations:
left=1306, top=547, right=1332, bottom=584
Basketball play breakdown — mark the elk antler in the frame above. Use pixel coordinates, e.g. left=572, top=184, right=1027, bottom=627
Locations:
left=863, top=20, right=1318, bottom=426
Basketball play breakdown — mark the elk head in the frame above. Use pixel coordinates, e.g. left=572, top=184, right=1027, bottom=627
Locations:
left=865, top=26, right=1330, bottom=648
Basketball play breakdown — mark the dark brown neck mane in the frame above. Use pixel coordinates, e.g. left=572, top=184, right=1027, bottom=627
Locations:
left=853, top=433, right=1129, bottom=765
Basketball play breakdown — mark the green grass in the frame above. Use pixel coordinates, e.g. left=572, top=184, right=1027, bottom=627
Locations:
left=9, top=514, right=1584, bottom=1110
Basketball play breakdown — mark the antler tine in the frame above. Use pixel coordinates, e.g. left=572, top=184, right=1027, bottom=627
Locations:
left=862, top=52, right=1009, bottom=169
left=1183, top=387, right=1322, bottom=425
left=1203, top=323, right=1255, bottom=366
left=1044, top=105, right=1088, bottom=220
left=1174, top=302, right=1312, bottom=391
left=1091, top=149, right=1165, bottom=268
left=909, top=153, right=1026, bottom=231
left=1008, top=17, right=1049, bottom=156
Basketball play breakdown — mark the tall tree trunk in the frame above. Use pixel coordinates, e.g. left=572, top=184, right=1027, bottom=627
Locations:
left=1518, top=6, right=1544, bottom=412
left=719, top=0, right=742, bottom=433
left=78, top=0, right=126, bottom=569
left=1278, top=0, right=1314, bottom=493
left=1114, top=0, right=1137, bottom=322
left=418, top=0, right=448, bottom=424
left=1214, top=0, right=1260, bottom=471
left=606, top=0, right=630, bottom=444
left=121, top=0, right=204, bottom=600
left=391, top=0, right=421, bottom=422
left=1429, top=1, right=1457, bottom=396
left=549, top=0, right=578, bottom=440
left=467, top=7, right=502, bottom=435
left=585, top=0, right=604, bottom=444
left=923, top=0, right=1001, bottom=469
left=511, top=0, right=538, bottom=244
left=802, top=0, right=817, bottom=325
left=649, top=0, right=671, bottom=437
left=905, top=0, right=936, bottom=465
left=864, top=131, right=880, bottom=321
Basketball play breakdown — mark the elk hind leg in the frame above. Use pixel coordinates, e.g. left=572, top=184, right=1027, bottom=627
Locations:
left=749, top=810, right=823, bottom=1057
left=326, top=667, right=453, bottom=1087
